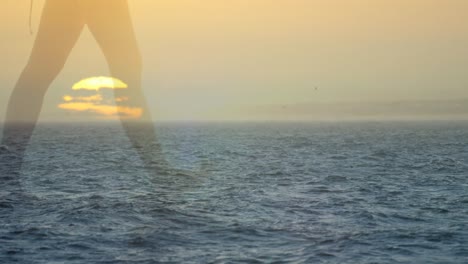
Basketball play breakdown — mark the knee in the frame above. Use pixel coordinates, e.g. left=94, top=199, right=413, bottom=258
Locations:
left=125, top=53, right=142, bottom=73
left=24, top=53, right=67, bottom=84
left=107, top=49, right=143, bottom=74
left=134, top=54, right=143, bottom=73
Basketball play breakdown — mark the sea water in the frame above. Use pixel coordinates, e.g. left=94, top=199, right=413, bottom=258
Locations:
left=0, top=121, right=467, bottom=263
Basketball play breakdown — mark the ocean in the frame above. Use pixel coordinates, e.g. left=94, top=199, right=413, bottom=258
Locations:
left=1, top=121, right=467, bottom=263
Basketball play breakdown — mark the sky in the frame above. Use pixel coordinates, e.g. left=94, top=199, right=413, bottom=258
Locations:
left=1, top=0, right=468, bottom=121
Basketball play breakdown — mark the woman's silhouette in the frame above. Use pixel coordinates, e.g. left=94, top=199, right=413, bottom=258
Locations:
left=1, top=0, right=168, bottom=173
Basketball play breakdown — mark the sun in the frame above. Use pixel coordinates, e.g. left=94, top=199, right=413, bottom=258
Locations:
left=58, top=76, right=143, bottom=120
left=72, top=76, right=128, bottom=91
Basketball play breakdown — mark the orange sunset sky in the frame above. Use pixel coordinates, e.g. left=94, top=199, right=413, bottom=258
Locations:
left=1, top=0, right=468, bottom=121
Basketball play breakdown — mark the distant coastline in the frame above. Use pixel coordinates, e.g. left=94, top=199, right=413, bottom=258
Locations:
left=1, top=98, right=467, bottom=123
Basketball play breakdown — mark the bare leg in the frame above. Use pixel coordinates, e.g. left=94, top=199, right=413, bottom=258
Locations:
left=1, top=0, right=85, bottom=163
left=82, top=0, right=168, bottom=170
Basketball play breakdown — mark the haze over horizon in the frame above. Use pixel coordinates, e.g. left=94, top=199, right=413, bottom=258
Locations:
left=1, top=0, right=468, bottom=121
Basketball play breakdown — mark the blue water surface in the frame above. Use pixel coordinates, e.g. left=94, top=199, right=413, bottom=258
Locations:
left=1, top=121, right=467, bottom=263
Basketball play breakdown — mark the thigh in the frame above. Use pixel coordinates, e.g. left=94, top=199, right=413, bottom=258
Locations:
left=29, top=0, right=85, bottom=64
left=81, top=0, right=141, bottom=63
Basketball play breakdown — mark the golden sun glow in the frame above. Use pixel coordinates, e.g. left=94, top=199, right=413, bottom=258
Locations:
left=58, top=102, right=143, bottom=119
left=58, top=76, right=142, bottom=119
left=63, top=94, right=103, bottom=102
